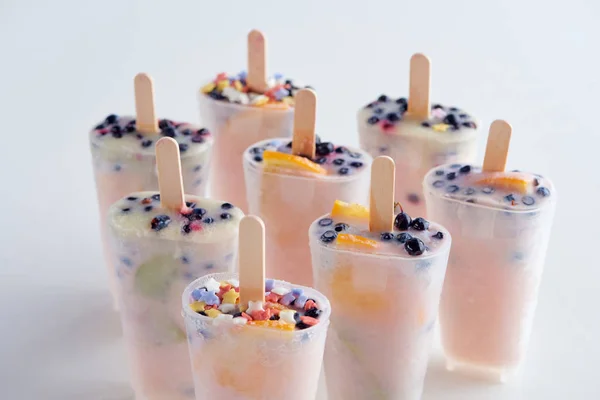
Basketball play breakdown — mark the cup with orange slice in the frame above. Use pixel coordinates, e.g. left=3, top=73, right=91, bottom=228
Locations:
left=309, top=157, right=452, bottom=400
left=423, top=120, right=557, bottom=382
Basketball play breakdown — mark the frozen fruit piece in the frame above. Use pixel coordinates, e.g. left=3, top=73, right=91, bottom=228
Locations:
left=247, top=319, right=295, bottom=331
left=475, top=173, right=529, bottom=194
left=222, top=289, right=239, bottom=304
left=134, top=255, right=177, bottom=299
left=205, top=309, right=222, bottom=318
left=336, top=234, right=378, bottom=250
left=190, top=301, right=207, bottom=313
left=331, top=200, right=369, bottom=222
left=262, top=150, right=327, bottom=174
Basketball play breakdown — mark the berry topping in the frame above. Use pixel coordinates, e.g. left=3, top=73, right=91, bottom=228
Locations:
left=221, top=203, right=233, bottom=210
left=320, top=230, right=337, bottom=243
left=522, top=196, right=535, bottom=206
left=459, top=165, right=471, bottom=174
left=446, top=172, right=457, bottom=180
left=380, top=232, right=395, bottom=241
left=396, top=232, right=413, bottom=243
left=405, top=237, right=426, bottom=256
left=446, top=185, right=460, bottom=193
left=537, top=187, right=550, bottom=197
left=316, top=142, right=334, bottom=156
left=334, top=223, right=349, bottom=232
left=151, top=215, right=171, bottom=231
left=410, top=217, right=430, bottom=231
left=432, top=231, right=444, bottom=239
left=394, top=212, right=412, bottom=231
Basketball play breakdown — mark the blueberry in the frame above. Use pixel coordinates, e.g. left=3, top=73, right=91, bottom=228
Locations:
left=286, top=141, right=293, bottom=148
left=310, top=142, right=332, bottom=157
left=522, top=196, right=535, bottom=206
left=333, top=158, right=344, bottom=166
left=162, top=127, right=176, bottom=138
left=367, top=116, right=379, bottom=125
left=305, top=308, right=322, bottom=319
left=151, top=215, right=171, bottom=231
left=125, top=124, right=136, bottom=133
left=318, top=218, right=333, bottom=227
left=410, top=217, right=429, bottom=231
left=105, top=114, right=118, bottom=124
left=408, top=194, right=420, bottom=204
left=315, top=157, right=327, bottom=164
left=482, top=187, right=495, bottom=194
left=433, top=180, right=445, bottom=188
left=188, top=208, right=206, bottom=221
left=338, top=167, right=349, bottom=175
left=432, top=231, right=444, bottom=239
left=233, top=312, right=243, bottom=318
left=446, top=185, right=459, bottom=193
left=373, top=108, right=384, bottom=115
left=186, top=202, right=196, bottom=208
left=158, top=120, right=172, bottom=130
left=459, top=113, right=468, bottom=118
left=191, top=136, right=205, bottom=143
left=432, top=104, right=443, bottom=109
left=253, top=155, right=263, bottom=162
left=349, top=152, right=362, bottom=159
left=380, top=232, right=394, bottom=241
left=365, top=102, right=377, bottom=108
left=221, top=203, right=233, bottom=210
left=464, top=187, right=476, bottom=195
left=450, top=164, right=461, bottom=168
left=296, top=321, right=311, bottom=330
left=203, top=217, right=215, bottom=224
left=151, top=194, right=160, bottom=201
left=126, top=196, right=138, bottom=201
left=536, top=187, right=550, bottom=197
left=435, top=170, right=445, bottom=176
left=193, top=165, right=202, bottom=172
left=144, top=205, right=153, bottom=212
left=197, top=128, right=210, bottom=136
left=320, top=230, right=337, bottom=243
left=113, top=165, right=122, bottom=171
left=349, top=161, right=363, bottom=168
left=396, top=232, right=413, bottom=243
left=334, top=223, right=349, bottom=232
left=387, top=113, right=400, bottom=122
left=405, top=237, right=426, bottom=256
left=377, top=94, right=388, bottom=102
left=111, top=128, right=123, bottom=139
left=182, top=224, right=191, bottom=234
left=95, top=123, right=105, bottom=130
left=335, top=147, right=347, bottom=154
left=220, top=213, right=231, bottom=220
left=421, top=122, right=431, bottom=127
left=121, top=208, right=131, bottom=213
left=443, top=114, right=458, bottom=127
left=394, top=212, right=411, bottom=231
left=446, top=172, right=457, bottom=180
left=270, top=315, right=280, bottom=321
left=505, top=194, right=516, bottom=202
left=181, top=129, right=192, bottom=136
left=463, top=122, right=477, bottom=129
left=141, top=139, right=153, bottom=148
left=179, top=143, right=189, bottom=152
left=396, top=97, right=407, bottom=105
left=249, top=147, right=263, bottom=155
left=459, top=165, right=471, bottom=174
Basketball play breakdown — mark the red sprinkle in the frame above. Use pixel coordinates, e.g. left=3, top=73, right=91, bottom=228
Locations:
left=267, top=307, right=280, bottom=316
left=215, top=72, right=227, bottom=82
left=241, top=312, right=253, bottom=321
left=204, top=305, right=217, bottom=310
left=251, top=309, right=271, bottom=321
left=265, top=292, right=281, bottom=303
left=300, top=316, right=318, bottom=326
left=304, top=300, right=316, bottom=311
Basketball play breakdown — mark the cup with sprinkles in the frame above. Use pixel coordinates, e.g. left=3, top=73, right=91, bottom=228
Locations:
left=309, top=156, right=451, bottom=400
left=357, top=53, right=479, bottom=219
left=198, top=30, right=312, bottom=212
left=90, top=73, right=214, bottom=309
left=107, top=138, right=244, bottom=400
left=243, top=89, right=372, bottom=287
left=423, top=120, right=557, bottom=382
left=182, top=216, right=331, bottom=400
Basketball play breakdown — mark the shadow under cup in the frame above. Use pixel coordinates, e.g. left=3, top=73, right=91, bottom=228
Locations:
left=198, top=95, right=294, bottom=212
left=182, top=272, right=331, bottom=400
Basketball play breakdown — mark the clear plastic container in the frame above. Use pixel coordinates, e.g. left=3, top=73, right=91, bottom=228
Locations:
left=182, top=272, right=331, bottom=400
left=198, top=95, right=294, bottom=212
left=243, top=139, right=372, bottom=287
left=309, top=216, right=451, bottom=400
left=423, top=165, right=557, bottom=381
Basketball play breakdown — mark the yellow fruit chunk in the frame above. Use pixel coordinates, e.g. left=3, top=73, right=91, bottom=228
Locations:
left=330, top=200, right=369, bottom=222
left=201, top=82, right=216, bottom=93
left=189, top=301, right=206, bottom=313
left=475, top=174, right=529, bottom=194
left=262, top=150, right=327, bottom=175
left=216, top=80, right=230, bottom=91
left=432, top=123, right=450, bottom=132
left=247, top=320, right=295, bottom=331
left=336, top=234, right=378, bottom=250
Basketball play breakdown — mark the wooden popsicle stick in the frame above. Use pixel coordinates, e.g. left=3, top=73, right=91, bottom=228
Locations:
left=482, top=120, right=513, bottom=172
left=155, top=137, right=186, bottom=211
left=238, top=215, right=266, bottom=306
left=369, top=156, right=396, bottom=232
left=247, top=30, right=268, bottom=93
left=408, top=53, right=431, bottom=120
left=134, top=73, right=160, bottom=135
left=292, top=89, right=317, bottom=159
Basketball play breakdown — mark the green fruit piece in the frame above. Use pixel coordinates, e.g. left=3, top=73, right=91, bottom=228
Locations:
left=134, top=254, right=178, bottom=298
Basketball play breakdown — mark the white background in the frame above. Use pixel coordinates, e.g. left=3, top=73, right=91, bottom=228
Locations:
left=1, top=0, right=598, bottom=399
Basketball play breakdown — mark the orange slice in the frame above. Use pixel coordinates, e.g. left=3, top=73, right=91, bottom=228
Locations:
left=336, top=233, right=378, bottom=250
left=475, top=173, right=529, bottom=194
left=247, top=320, right=295, bottom=331
left=331, top=200, right=369, bottom=222
left=262, top=150, right=327, bottom=175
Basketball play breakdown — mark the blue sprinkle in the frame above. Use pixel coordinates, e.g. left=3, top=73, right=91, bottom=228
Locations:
left=191, top=288, right=207, bottom=301
left=292, top=288, right=304, bottom=297
left=205, top=263, right=214, bottom=270
left=237, top=71, right=248, bottom=79
left=274, top=73, right=283, bottom=80
left=280, top=292, right=296, bottom=306
left=120, top=257, right=132, bottom=267
left=265, top=279, right=275, bottom=292
left=201, top=291, right=220, bottom=306
left=274, top=88, right=288, bottom=101
left=181, top=256, right=190, bottom=264
left=295, top=294, right=308, bottom=308
left=114, top=164, right=122, bottom=172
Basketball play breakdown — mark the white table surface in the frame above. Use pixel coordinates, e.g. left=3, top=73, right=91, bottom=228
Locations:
left=1, top=0, right=599, bottom=399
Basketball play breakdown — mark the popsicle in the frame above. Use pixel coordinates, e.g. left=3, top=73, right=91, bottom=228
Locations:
left=91, top=73, right=213, bottom=308
left=243, top=89, right=372, bottom=286
left=357, top=53, right=478, bottom=218
left=182, top=216, right=331, bottom=400
left=423, top=120, right=556, bottom=381
left=198, top=29, right=312, bottom=212
left=107, top=137, right=243, bottom=400
left=309, top=156, right=451, bottom=400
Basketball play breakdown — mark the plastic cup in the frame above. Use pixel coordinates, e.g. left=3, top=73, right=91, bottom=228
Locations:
left=198, top=95, right=294, bottom=212
left=243, top=139, right=372, bottom=287
left=90, top=116, right=212, bottom=308
left=423, top=164, right=557, bottom=381
left=182, top=272, right=331, bottom=400
left=309, top=215, right=451, bottom=399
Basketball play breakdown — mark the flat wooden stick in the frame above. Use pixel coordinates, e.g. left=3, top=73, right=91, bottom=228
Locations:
left=134, top=73, right=159, bottom=135
left=482, top=120, right=512, bottom=172
left=247, top=30, right=268, bottom=93
left=408, top=53, right=431, bottom=120
left=155, top=137, right=186, bottom=211
left=239, top=215, right=266, bottom=306
left=369, top=156, right=395, bottom=232
left=292, top=89, right=317, bottom=159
